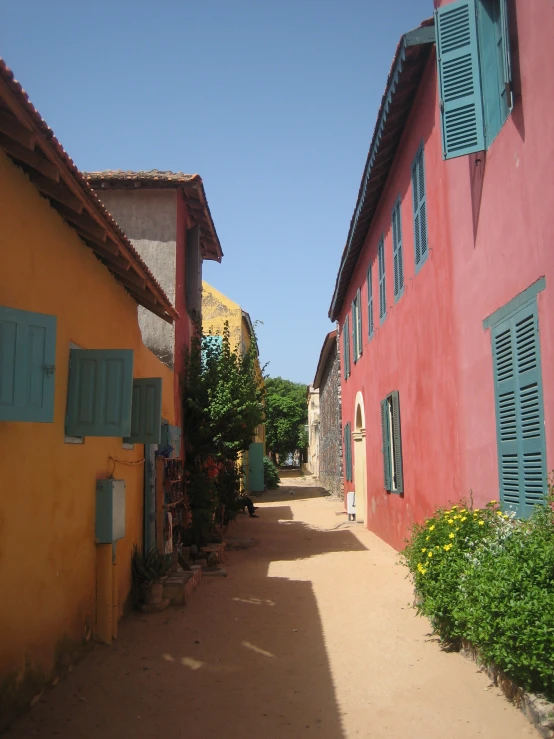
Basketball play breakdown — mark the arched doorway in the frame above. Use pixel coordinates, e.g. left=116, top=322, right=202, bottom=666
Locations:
left=353, top=392, right=367, bottom=524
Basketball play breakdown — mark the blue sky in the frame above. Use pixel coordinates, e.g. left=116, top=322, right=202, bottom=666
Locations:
left=1, top=0, right=430, bottom=384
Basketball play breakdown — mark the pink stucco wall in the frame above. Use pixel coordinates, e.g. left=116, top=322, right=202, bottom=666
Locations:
left=339, top=0, right=554, bottom=550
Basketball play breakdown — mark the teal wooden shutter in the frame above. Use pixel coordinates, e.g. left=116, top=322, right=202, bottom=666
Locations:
left=499, top=0, right=512, bottom=110
left=380, top=399, right=391, bottom=490
left=0, top=306, right=56, bottom=422
left=391, top=391, right=404, bottom=493
left=435, top=0, right=485, bottom=159
left=125, top=378, right=162, bottom=444
left=66, top=349, right=134, bottom=437
left=367, top=266, right=374, bottom=338
left=343, top=316, right=351, bottom=378
left=356, top=288, right=363, bottom=357
left=344, top=423, right=352, bottom=482
left=392, top=199, right=404, bottom=299
left=378, top=238, right=386, bottom=320
left=351, top=299, right=358, bottom=362
left=492, top=304, right=547, bottom=517
left=412, top=146, right=428, bottom=270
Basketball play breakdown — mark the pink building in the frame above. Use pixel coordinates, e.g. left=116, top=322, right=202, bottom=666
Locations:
left=329, top=0, right=554, bottom=550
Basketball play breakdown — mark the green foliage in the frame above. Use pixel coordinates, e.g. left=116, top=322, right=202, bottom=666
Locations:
left=401, top=484, right=554, bottom=699
left=132, top=545, right=171, bottom=584
left=182, top=320, right=265, bottom=539
left=263, top=455, right=280, bottom=489
left=265, top=376, right=308, bottom=461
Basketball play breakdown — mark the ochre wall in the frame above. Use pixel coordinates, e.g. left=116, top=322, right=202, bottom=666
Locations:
left=0, top=151, right=175, bottom=711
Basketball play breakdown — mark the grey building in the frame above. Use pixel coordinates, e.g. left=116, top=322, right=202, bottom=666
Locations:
left=313, top=330, right=343, bottom=498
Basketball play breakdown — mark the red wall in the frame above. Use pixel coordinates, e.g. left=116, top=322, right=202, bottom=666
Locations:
left=339, top=1, right=554, bottom=550
left=441, top=0, right=554, bottom=501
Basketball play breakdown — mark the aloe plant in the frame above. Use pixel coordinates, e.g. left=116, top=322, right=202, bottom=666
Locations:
left=132, top=545, right=171, bottom=586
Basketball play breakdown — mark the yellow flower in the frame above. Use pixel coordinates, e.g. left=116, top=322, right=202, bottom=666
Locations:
left=451, top=505, right=458, bottom=510
left=420, top=568, right=427, bottom=575
left=443, top=543, right=452, bottom=551
left=447, top=519, right=454, bottom=525
left=456, top=527, right=460, bottom=531
left=461, top=516, right=467, bottom=522
left=474, top=508, right=480, bottom=513
left=478, top=520, right=484, bottom=526
left=460, top=508, right=467, bottom=513
left=428, top=551, right=433, bottom=558
left=429, top=525, right=435, bottom=531
left=426, top=536, right=430, bottom=541
left=435, top=546, right=440, bottom=550
left=449, top=532, right=455, bottom=539
left=497, top=511, right=503, bottom=516
left=421, top=548, right=427, bottom=553
left=490, top=500, right=497, bottom=504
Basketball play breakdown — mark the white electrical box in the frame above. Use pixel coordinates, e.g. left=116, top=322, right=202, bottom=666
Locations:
left=347, top=491, right=356, bottom=520
left=96, top=479, right=126, bottom=543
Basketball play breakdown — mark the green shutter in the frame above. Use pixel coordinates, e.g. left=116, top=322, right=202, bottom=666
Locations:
left=344, top=423, right=351, bottom=482
left=367, top=265, right=374, bottom=338
left=492, top=304, right=547, bottom=518
left=380, top=399, right=391, bottom=490
left=0, top=306, right=57, bottom=422
left=435, top=0, right=485, bottom=159
left=499, top=0, right=512, bottom=109
left=392, top=199, right=404, bottom=299
left=412, top=146, right=428, bottom=271
left=378, top=237, right=386, bottom=320
left=351, top=299, right=358, bottom=363
left=356, top=288, right=363, bottom=357
left=66, top=349, right=134, bottom=437
left=125, top=378, right=163, bottom=444
left=344, top=315, right=351, bottom=378
left=391, top=391, right=404, bottom=494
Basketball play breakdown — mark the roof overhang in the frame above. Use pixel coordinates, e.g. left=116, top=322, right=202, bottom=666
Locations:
left=313, top=330, right=338, bottom=389
left=0, top=60, right=178, bottom=324
left=328, top=21, right=435, bottom=322
left=85, top=171, right=223, bottom=264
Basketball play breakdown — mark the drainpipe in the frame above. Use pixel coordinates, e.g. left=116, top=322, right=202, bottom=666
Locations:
left=96, top=544, right=112, bottom=645
left=111, top=541, right=118, bottom=640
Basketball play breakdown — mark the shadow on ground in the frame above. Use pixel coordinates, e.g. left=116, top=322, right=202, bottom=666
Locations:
left=260, top=482, right=333, bottom=503
left=4, top=498, right=364, bottom=739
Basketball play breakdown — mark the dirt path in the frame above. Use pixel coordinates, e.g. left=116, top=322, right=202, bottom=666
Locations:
left=5, top=480, right=535, bottom=738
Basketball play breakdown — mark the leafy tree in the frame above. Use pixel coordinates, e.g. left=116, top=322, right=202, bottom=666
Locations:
left=182, top=320, right=265, bottom=542
left=265, top=376, right=308, bottom=463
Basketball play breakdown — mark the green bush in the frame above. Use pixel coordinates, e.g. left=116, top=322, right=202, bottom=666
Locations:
left=401, top=486, right=554, bottom=699
left=263, top=455, right=280, bottom=489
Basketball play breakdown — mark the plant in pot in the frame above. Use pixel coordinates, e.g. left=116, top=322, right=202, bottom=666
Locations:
left=132, top=545, right=171, bottom=607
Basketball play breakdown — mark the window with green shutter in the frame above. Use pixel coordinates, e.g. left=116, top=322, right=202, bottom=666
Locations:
left=392, top=197, right=404, bottom=300
left=412, top=145, right=428, bottom=272
left=124, top=378, right=163, bottom=444
left=378, top=237, right=386, bottom=321
left=343, top=316, right=351, bottom=379
left=344, top=422, right=352, bottom=482
left=66, top=349, right=134, bottom=437
left=490, top=301, right=547, bottom=518
left=0, top=305, right=57, bottom=423
left=352, top=288, right=363, bottom=362
left=351, top=297, right=358, bottom=363
left=367, top=264, right=374, bottom=339
left=380, top=391, right=404, bottom=493
left=435, top=0, right=512, bottom=160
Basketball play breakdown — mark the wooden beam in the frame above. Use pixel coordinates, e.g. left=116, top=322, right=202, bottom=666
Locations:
left=0, top=131, right=59, bottom=181
left=0, top=108, right=34, bottom=148
left=54, top=202, right=107, bottom=242
left=29, top=170, right=83, bottom=213
left=104, top=260, right=146, bottom=289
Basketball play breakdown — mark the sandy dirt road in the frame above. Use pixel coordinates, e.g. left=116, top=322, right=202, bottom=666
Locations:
left=5, top=479, right=535, bottom=738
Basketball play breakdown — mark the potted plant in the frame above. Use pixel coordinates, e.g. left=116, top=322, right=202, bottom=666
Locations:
left=131, top=545, right=171, bottom=606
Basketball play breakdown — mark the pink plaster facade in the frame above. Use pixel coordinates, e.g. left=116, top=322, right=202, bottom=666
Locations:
left=337, top=0, right=554, bottom=550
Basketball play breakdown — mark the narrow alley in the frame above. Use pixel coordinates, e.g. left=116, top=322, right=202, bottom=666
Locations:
left=5, top=481, right=534, bottom=739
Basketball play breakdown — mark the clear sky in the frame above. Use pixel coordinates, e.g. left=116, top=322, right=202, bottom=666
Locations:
left=1, top=0, right=430, bottom=384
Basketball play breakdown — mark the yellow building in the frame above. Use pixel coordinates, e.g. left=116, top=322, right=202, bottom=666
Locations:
left=0, top=61, right=177, bottom=728
left=201, top=282, right=265, bottom=491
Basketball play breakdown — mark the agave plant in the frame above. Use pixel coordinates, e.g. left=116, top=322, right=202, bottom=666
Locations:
left=132, top=545, right=171, bottom=586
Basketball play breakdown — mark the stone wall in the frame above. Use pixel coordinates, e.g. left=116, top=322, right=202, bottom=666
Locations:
left=318, top=335, right=343, bottom=498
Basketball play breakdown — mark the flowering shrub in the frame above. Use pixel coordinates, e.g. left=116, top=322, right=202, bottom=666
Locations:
left=401, top=487, right=554, bottom=699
